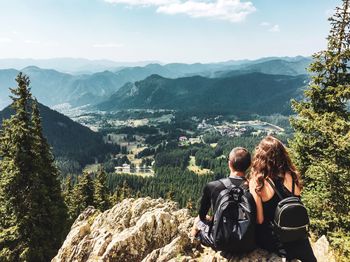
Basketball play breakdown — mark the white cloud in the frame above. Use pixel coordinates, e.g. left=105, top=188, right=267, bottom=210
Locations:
left=93, top=43, right=124, bottom=48
left=24, top=39, right=41, bottom=44
left=269, top=24, right=280, bottom=32
left=0, top=37, right=13, bottom=43
left=260, top=21, right=280, bottom=32
left=105, top=0, right=256, bottom=23
left=260, top=21, right=270, bottom=26
left=157, top=0, right=255, bottom=22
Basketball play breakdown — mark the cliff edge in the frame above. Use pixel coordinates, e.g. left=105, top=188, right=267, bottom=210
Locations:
left=52, top=197, right=334, bottom=262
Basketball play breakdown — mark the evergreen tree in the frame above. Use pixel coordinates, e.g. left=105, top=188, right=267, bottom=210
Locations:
left=120, top=180, right=132, bottom=200
left=93, top=167, right=110, bottom=211
left=109, top=191, right=119, bottom=206
left=290, top=0, right=350, bottom=257
left=63, top=175, right=75, bottom=223
left=31, top=99, right=68, bottom=259
left=71, top=172, right=94, bottom=218
left=0, top=73, right=35, bottom=261
left=0, top=73, right=68, bottom=261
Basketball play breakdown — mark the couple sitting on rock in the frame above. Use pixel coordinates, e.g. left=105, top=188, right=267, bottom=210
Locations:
left=191, top=136, right=317, bottom=262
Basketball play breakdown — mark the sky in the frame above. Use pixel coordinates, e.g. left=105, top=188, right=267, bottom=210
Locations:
left=0, top=0, right=341, bottom=63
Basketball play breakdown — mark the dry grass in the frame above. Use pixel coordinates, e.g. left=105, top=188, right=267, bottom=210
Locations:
left=187, top=156, right=212, bottom=175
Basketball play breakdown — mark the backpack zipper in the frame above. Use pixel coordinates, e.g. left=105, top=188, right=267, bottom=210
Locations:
left=280, top=225, right=308, bottom=230
left=276, top=202, right=307, bottom=226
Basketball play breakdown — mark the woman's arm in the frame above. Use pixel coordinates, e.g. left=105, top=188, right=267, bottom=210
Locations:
left=249, top=178, right=264, bottom=224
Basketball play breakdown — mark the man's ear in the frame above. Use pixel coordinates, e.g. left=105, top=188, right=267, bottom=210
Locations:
left=228, top=161, right=233, bottom=172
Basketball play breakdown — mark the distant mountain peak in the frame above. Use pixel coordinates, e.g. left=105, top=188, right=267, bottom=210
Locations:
left=145, top=74, right=166, bottom=80
left=21, top=65, right=41, bottom=71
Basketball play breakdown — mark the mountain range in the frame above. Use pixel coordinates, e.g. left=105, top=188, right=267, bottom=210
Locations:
left=96, top=73, right=308, bottom=115
left=0, top=58, right=158, bottom=74
left=0, top=56, right=311, bottom=112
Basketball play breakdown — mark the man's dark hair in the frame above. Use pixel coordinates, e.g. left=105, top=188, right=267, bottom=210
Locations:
left=228, top=147, right=251, bottom=172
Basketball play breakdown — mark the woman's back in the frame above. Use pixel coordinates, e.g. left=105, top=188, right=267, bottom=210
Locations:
left=260, top=173, right=300, bottom=222
left=256, top=173, right=298, bottom=253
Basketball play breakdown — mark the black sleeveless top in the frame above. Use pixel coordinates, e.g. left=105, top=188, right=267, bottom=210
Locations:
left=256, top=178, right=317, bottom=261
left=256, top=178, right=297, bottom=253
left=262, top=178, right=295, bottom=222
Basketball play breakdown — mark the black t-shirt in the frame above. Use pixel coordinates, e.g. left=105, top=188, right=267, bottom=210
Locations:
left=198, top=176, right=248, bottom=221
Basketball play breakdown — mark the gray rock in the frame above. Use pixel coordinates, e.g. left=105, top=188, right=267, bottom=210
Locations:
left=52, top=197, right=334, bottom=262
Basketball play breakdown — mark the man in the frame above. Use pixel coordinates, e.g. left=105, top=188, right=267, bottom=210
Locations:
left=191, top=147, right=252, bottom=248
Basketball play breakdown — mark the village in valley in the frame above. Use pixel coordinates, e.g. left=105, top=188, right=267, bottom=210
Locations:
left=61, top=108, right=287, bottom=177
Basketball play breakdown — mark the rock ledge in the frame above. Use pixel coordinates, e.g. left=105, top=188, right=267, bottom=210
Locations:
left=53, top=197, right=334, bottom=262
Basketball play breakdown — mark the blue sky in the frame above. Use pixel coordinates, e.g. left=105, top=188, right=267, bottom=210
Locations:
left=0, top=0, right=341, bottom=63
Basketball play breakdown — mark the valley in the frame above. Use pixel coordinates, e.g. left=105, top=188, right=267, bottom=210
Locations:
left=0, top=57, right=300, bottom=206
left=0, top=58, right=297, bottom=181
left=56, top=107, right=289, bottom=178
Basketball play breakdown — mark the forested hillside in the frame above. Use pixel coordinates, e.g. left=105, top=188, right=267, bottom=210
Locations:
left=0, top=102, right=116, bottom=169
left=97, top=73, right=308, bottom=115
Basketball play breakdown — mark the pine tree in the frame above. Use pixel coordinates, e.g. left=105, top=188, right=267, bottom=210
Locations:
left=119, top=180, right=132, bottom=200
left=0, top=73, right=68, bottom=261
left=30, top=99, right=68, bottom=259
left=109, top=191, right=119, bottom=206
left=93, top=167, right=110, bottom=211
left=71, top=172, right=94, bottom=218
left=0, top=73, right=35, bottom=261
left=290, top=0, right=350, bottom=257
left=63, top=175, right=75, bottom=222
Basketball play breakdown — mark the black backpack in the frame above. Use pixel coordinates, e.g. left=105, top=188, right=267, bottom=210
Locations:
left=211, top=178, right=256, bottom=254
left=266, top=177, right=310, bottom=243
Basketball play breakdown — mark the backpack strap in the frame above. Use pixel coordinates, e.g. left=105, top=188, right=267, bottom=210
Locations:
left=212, top=179, right=232, bottom=213
left=221, top=177, right=235, bottom=189
left=221, top=177, right=247, bottom=190
left=291, top=173, right=296, bottom=195
left=266, top=178, right=284, bottom=200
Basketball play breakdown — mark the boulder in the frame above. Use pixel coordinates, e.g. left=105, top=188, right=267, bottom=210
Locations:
left=53, top=197, right=334, bottom=262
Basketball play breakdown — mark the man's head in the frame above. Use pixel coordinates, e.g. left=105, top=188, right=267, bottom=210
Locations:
left=228, top=147, right=251, bottom=173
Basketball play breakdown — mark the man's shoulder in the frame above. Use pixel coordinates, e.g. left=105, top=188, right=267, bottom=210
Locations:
left=204, top=179, right=225, bottom=192
left=206, top=179, right=223, bottom=186
left=206, top=177, right=247, bottom=187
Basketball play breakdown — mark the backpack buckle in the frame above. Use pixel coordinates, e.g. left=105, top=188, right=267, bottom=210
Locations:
left=229, top=187, right=243, bottom=202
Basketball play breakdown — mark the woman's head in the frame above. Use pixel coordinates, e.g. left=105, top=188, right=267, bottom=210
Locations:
left=251, top=136, right=302, bottom=191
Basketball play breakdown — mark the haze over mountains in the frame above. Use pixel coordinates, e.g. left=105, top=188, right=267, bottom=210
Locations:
left=0, top=58, right=157, bottom=74
left=0, top=56, right=311, bottom=112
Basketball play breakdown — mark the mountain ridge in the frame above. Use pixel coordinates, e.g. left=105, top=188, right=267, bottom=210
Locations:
left=96, top=72, right=308, bottom=115
left=0, top=56, right=311, bottom=110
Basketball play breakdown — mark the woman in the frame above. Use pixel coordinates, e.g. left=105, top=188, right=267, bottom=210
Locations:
left=249, top=136, right=316, bottom=262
